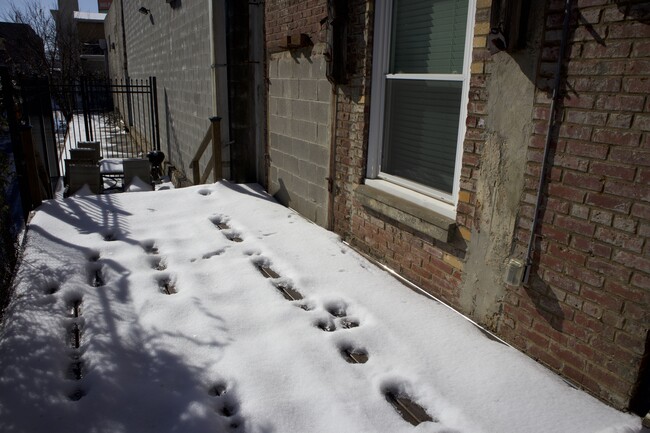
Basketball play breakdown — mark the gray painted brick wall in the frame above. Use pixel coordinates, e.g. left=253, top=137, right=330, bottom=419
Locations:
left=267, top=44, right=332, bottom=227
left=105, top=1, right=227, bottom=180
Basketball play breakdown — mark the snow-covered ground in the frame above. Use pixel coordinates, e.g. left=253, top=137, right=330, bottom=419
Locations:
left=0, top=182, right=643, bottom=433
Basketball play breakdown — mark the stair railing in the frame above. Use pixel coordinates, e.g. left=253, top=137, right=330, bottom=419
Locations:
left=190, top=116, right=222, bottom=184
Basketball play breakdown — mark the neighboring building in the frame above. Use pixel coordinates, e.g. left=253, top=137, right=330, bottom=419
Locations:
left=98, top=0, right=113, bottom=15
left=107, top=0, right=649, bottom=417
left=74, top=11, right=108, bottom=77
left=0, top=22, right=47, bottom=78
left=52, top=0, right=108, bottom=79
left=104, top=1, right=264, bottom=183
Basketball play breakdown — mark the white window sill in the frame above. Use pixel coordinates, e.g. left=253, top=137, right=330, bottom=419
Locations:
left=355, top=179, right=456, bottom=243
left=365, top=179, right=456, bottom=219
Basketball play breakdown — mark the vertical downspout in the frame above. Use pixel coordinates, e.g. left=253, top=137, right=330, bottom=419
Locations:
left=250, top=1, right=265, bottom=183
left=209, top=0, right=230, bottom=177
left=119, top=0, right=128, bottom=82
left=119, top=0, right=133, bottom=126
left=522, top=0, right=573, bottom=284
left=208, top=0, right=220, bottom=116
left=327, top=87, right=338, bottom=231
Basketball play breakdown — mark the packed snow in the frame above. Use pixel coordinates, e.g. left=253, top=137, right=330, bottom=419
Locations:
left=0, top=182, right=643, bottom=433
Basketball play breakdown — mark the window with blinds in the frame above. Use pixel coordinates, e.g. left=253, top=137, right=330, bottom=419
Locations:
left=379, top=0, right=470, bottom=196
left=390, top=0, right=469, bottom=74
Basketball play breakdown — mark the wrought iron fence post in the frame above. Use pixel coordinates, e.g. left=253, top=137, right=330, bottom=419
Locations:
left=151, top=76, right=160, bottom=151
left=80, top=77, right=92, bottom=142
left=126, top=76, right=134, bottom=126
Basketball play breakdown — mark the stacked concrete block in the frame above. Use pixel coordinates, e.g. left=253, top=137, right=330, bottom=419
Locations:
left=267, top=44, right=332, bottom=227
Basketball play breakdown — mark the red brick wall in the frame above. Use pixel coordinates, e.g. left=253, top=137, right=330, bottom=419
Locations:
left=265, top=0, right=327, bottom=50
left=458, top=2, right=492, bottom=241
left=331, top=0, right=372, bottom=240
left=332, top=2, right=488, bottom=311
left=269, top=0, right=648, bottom=411
left=500, top=1, right=650, bottom=409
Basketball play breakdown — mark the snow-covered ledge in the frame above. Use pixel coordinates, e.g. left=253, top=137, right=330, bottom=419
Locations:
left=354, top=183, right=456, bottom=243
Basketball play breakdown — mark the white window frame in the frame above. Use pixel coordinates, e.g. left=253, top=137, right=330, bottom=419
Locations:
left=367, top=0, right=476, bottom=219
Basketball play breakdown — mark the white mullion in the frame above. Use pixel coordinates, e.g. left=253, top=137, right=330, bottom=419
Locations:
left=450, top=0, right=477, bottom=204
left=386, top=73, right=465, bottom=82
left=377, top=172, right=455, bottom=204
left=367, top=0, right=393, bottom=178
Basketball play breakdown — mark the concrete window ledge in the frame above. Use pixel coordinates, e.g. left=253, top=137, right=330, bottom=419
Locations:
left=354, top=184, right=456, bottom=243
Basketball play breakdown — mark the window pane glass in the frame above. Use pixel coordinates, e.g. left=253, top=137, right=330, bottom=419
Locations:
left=390, top=0, right=469, bottom=74
left=382, top=79, right=462, bottom=194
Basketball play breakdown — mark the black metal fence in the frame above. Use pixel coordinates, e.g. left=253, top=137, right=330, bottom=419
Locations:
left=53, top=77, right=160, bottom=170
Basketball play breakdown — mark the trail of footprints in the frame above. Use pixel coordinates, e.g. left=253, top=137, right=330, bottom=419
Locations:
left=208, top=212, right=436, bottom=427
left=208, top=382, right=244, bottom=430
left=51, top=230, right=177, bottom=402
left=141, top=240, right=177, bottom=295
left=58, top=192, right=434, bottom=424
left=63, top=243, right=112, bottom=401
left=47, top=278, right=85, bottom=401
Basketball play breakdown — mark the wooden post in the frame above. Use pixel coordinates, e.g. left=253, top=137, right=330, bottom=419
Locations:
left=19, top=125, right=42, bottom=210
left=192, top=160, right=200, bottom=185
left=210, top=116, right=222, bottom=182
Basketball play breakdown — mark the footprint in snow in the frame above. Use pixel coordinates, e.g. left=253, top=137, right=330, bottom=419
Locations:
left=314, top=299, right=361, bottom=332
left=325, top=300, right=347, bottom=318
left=338, top=341, right=369, bottom=364
left=149, top=256, right=167, bottom=270
left=381, top=382, right=437, bottom=427
left=67, top=388, right=86, bottom=401
left=87, top=263, right=105, bottom=287
left=156, top=274, right=177, bottom=295
left=253, top=259, right=305, bottom=302
left=45, top=285, right=60, bottom=295
left=141, top=240, right=159, bottom=255
left=208, top=382, right=245, bottom=430
left=102, top=230, right=118, bottom=242
left=64, top=297, right=86, bottom=400
left=202, top=249, right=226, bottom=260
left=209, top=215, right=244, bottom=242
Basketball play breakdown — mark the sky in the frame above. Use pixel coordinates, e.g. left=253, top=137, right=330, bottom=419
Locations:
left=0, top=178, right=643, bottom=433
left=0, top=0, right=99, bottom=18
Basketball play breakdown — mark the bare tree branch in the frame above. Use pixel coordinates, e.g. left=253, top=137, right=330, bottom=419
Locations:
left=2, top=0, right=84, bottom=119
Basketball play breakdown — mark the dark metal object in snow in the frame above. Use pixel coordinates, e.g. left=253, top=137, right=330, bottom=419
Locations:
left=161, top=279, right=176, bottom=295
left=258, top=265, right=280, bottom=279
left=274, top=282, right=303, bottom=301
left=384, top=390, right=434, bottom=426
left=341, top=348, right=368, bottom=364
left=70, top=299, right=82, bottom=318
left=340, top=318, right=359, bottom=329
left=70, top=323, right=81, bottom=349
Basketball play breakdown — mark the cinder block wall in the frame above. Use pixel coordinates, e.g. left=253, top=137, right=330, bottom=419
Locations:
left=265, top=0, right=332, bottom=227
left=105, top=1, right=216, bottom=181
left=330, top=0, right=649, bottom=411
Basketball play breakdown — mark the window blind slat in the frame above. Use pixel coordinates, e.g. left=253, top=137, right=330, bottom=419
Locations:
left=390, top=0, right=469, bottom=74
left=382, top=79, right=463, bottom=193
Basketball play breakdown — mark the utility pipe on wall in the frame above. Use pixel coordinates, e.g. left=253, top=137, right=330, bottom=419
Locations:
left=522, top=0, right=573, bottom=284
left=208, top=0, right=220, bottom=116
left=208, top=0, right=230, bottom=172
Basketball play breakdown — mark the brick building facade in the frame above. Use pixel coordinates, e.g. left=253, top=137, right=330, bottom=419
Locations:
left=265, top=0, right=649, bottom=414
left=107, top=0, right=649, bottom=415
